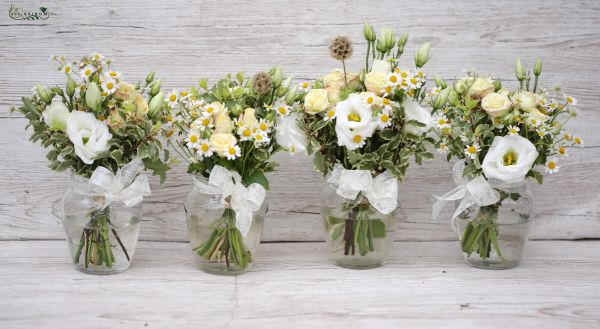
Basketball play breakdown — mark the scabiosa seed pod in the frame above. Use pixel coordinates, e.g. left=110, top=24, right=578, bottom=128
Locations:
left=252, top=72, right=273, bottom=95
left=329, top=36, right=353, bottom=61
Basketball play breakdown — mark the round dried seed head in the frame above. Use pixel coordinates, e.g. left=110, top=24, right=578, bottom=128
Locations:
left=329, top=36, right=353, bottom=61
left=252, top=72, right=273, bottom=95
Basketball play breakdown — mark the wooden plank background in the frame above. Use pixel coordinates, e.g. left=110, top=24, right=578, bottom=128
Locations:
left=1, top=0, right=599, bottom=243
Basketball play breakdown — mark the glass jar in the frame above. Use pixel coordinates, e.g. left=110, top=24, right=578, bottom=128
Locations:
left=455, top=181, right=534, bottom=269
left=321, top=183, right=397, bottom=269
left=58, top=186, right=142, bottom=275
left=185, top=176, right=266, bottom=275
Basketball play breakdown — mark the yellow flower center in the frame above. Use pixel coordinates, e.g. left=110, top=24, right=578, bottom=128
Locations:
left=101, top=91, right=107, bottom=97
left=389, top=76, right=398, bottom=83
left=97, top=115, right=106, bottom=121
left=503, top=151, right=518, bottom=166
left=410, top=78, right=418, bottom=85
left=367, top=97, right=374, bottom=104
left=110, top=71, right=117, bottom=77
left=180, top=91, right=188, bottom=97
left=515, top=116, right=522, bottom=122
left=260, top=122, right=268, bottom=131
left=243, top=129, right=251, bottom=137
left=85, top=69, right=91, bottom=76
left=575, top=137, right=582, bottom=144
left=166, top=114, right=173, bottom=122
left=169, top=94, right=177, bottom=102
left=353, top=135, right=362, bottom=143
left=564, top=134, right=571, bottom=141
left=438, top=119, right=446, bottom=125
left=385, top=86, right=392, bottom=94
left=468, top=146, right=477, bottom=154
left=348, top=112, right=361, bottom=122
left=400, top=72, right=408, bottom=79
left=106, top=82, right=114, bottom=89
left=201, top=144, right=209, bottom=152
left=255, top=134, right=263, bottom=141
left=548, top=161, right=556, bottom=170
left=383, top=98, right=390, bottom=105
left=302, top=82, right=309, bottom=88
left=65, top=67, right=71, bottom=73
left=327, top=110, right=335, bottom=118
left=566, top=97, right=572, bottom=103
left=559, top=147, right=566, bottom=154
left=190, top=135, right=198, bottom=143
left=228, top=147, right=236, bottom=155
left=207, top=107, right=214, bottom=113
left=278, top=107, right=287, bottom=114
left=380, top=114, right=389, bottom=122
left=202, top=118, right=210, bottom=126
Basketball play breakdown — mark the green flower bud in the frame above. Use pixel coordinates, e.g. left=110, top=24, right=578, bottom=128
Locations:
left=284, top=90, right=298, bottom=104
left=515, top=58, right=525, bottom=80
left=35, top=84, right=51, bottom=104
left=414, top=42, right=431, bottom=68
left=148, top=91, right=164, bottom=119
left=66, top=76, right=76, bottom=97
left=230, top=103, right=243, bottom=117
left=150, top=79, right=161, bottom=96
left=494, top=79, right=502, bottom=91
left=198, top=78, right=209, bottom=90
left=278, top=76, right=293, bottom=96
left=447, top=88, right=460, bottom=106
left=433, top=88, right=449, bottom=110
left=363, top=22, right=376, bottom=42
left=534, top=58, right=542, bottom=76
left=314, top=79, right=325, bottom=89
left=146, top=71, right=155, bottom=84
left=397, top=33, right=409, bottom=49
left=434, top=76, right=447, bottom=89
left=271, top=67, right=283, bottom=88
left=380, top=27, right=395, bottom=51
left=85, top=82, right=101, bottom=110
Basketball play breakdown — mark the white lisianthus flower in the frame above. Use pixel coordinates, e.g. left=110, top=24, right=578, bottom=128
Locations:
left=43, top=101, right=70, bottom=131
left=275, top=112, right=308, bottom=155
left=482, top=135, right=539, bottom=184
left=66, top=111, right=112, bottom=164
left=402, top=98, right=432, bottom=135
left=334, top=93, right=378, bottom=150
left=481, top=92, right=512, bottom=118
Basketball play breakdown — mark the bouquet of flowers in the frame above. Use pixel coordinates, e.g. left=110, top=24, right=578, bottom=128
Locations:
left=299, top=24, right=435, bottom=267
left=431, top=59, right=583, bottom=268
left=165, top=68, right=306, bottom=273
left=13, top=53, right=171, bottom=273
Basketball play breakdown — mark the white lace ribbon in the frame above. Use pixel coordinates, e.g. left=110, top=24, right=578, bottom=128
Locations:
left=432, top=162, right=500, bottom=228
left=193, top=165, right=266, bottom=237
left=327, top=164, right=398, bottom=215
left=71, top=158, right=151, bottom=210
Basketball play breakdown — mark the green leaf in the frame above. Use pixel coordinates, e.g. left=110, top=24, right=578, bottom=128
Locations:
left=347, top=150, right=361, bottom=165
left=242, top=169, right=270, bottom=190
left=527, top=170, right=544, bottom=184
left=371, top=220, right=386, bottom=238
left=143, top=157, right=170, bottom=184
left=406, top=119, right=426, bottom=127
left=313, top=152, right=326, bottom=174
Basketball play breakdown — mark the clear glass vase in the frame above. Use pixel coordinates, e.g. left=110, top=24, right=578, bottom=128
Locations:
left=321, top=183, right=397, bottom=269
left=58, top=184, right=142, bottom=275
left=185, top=176, right=266, bottom=275
left=455, top=181, right=534, bottom=269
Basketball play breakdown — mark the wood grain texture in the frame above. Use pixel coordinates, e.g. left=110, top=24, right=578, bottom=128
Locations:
left=1, top=0, right=599, bottom=242
left=1, top=240, right=599, bottom=329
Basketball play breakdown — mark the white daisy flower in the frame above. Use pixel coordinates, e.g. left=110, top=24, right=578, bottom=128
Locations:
left=105, top=70, right=121, bottom=80
left=274, top=103, right=291, bottom=116
left=196, top=139, right=213, bottom=158
left=574, top=136, right=584, bottom=147
left=225, top=143, right=241, bottom=160
left=179, top=90, right=190, bottom=99
left=563, top=95, right=577, bottom=106
left=166, top=90, right=179, bottom=107
left=556, top=146, right=569, bottom=157
left=377, top=110, right=392, bottom=129
left=237, top=125, right=254, bottom=141
left=350, top=134, right=367, bottom=149
left=80, top=65, right=96, bottom=80
left=101, top=79, right=118, bottom=95
left=256, top=119, right=271, bottom=133
left=433, top=113, right=450, bottom=129
left=464, top=143, right=480, bottom=160
left=91, top=53, right=104, bottom=62
left=253, top=131, right=270, bottom=145
left=544, top=157, right=560, bottom=174
left=298, top=81, right=312, bottom=92
left=191, top=116, right=213, bottom=131
left=386, top=72, right=401, bottom=87
left=382, top=97, right=395, bottom=111
left=323, top=108, right=336, bottom=122
left=507, top=125, right=520, bottom=136
left=62, top=65, right=73, bottom=75
left=186, top=130, right=202, bottom=149
left=437, top=141, right=448, bottom=154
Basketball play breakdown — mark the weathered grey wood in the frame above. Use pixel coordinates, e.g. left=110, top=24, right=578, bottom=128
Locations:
left=1, top=240, right=599, bottom=329
left=1, top=0, right=599, bottom=242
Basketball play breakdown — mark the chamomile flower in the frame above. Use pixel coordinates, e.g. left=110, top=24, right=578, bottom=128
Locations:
left=237, top=125, right=254, bottom=141
left=563, top=95, right=577, bottom=106
left=382, top=97, right=394, bottom=111
left=433, top=113, right=450, bottom=129
left=275, top=103, right=291, bottom=116
left=179, top=90, right=190, bottom=99
left=80, top=65, right=96, bottom=80
left=323, top=108, right=337, bottom=121
left=191, top=116, right=213, bottom=131
left=556, top=146, right=569, bottom=157
left=105, top=70, right=121, bottom=80
left=574, top=136, right=584, bottom=147
left=186, top=130, right=202, bottom=149
left=437, top=141, right=448, bottom=154
left=253, top=131, right=270, bottom=145
left=62, top=64, right=73, bottom=75
left=361, top=92, right=380, bottom=108
left=562, top=131, right=572, bottom=142
left=386, top=72, right=401, bottom=87
left=101, top=79, right=118, bottom=95
left=507, top=125, right=520, bottom=136
left=196, top=139, right=213, bottom=158
left=225, top=143, right=241, bottom=160
left=464, top=143, right=480, bottom=160
left=91, top=52, right=104, bottom=62
left=350, top=134, right=367, bottom=149
left=166, top=90, right=179, bottom=107
left=298, top=81, right=312, bottom=92
left=256, top=119, right=272, bottom=134
left=377, top=110, right=392, bottom=129
left=544, top=157, right=560, bottom=174
left=526, top=116, right=542, bottom=127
